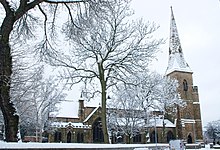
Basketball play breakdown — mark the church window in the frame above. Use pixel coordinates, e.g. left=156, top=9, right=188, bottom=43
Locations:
left=185, top=111, right=191, bottom=119
left=93, top=117, right=104, bottom=143
left=133, top=132, right=142, bottom=143
left=54, top=131, right=61, bottom=142
left=167, top=131, right=174, bottom=143
left=67, top=131, right=71, bottom=143
left=150, top=131, right=158, bottom=143
left=187, top=133, right=193, bottom=143
left=183, top=79, right=188, bottom=91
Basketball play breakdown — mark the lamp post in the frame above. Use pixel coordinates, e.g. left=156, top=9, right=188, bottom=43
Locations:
left=154, top=115, right=158, bottom=150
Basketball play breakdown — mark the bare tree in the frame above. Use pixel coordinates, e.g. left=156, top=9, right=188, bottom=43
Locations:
left=0, top=0, right=102, bottom=141
left=49, top=0, right=164, bottom=143
left=10, top=44, right=66, bottom=142
left=205, top=120, right=220, bottom=143
left=107, top=83, right=146, bottom=144
left=156, top=76, right=185, bottom=142
left=107, top=72, right=184, bottom=143
left=32, top=77, right=66, bottom=142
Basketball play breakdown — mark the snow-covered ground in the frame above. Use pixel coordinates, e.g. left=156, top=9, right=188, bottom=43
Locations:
left=0, top=141, right=214, bottom=149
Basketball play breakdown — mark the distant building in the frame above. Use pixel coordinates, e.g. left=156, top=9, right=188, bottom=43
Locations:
left=47, top=97, right=176, bottom=144
left=48, top=98, right=104, bottom=143
left=47, top=7, right=203, bottom=144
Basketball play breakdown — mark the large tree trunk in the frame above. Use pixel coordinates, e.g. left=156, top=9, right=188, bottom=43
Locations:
left=101, top=90, right=109, bottom=143
left=98, top=62, right=109, bottom=143
left=0, top=13, right=19, bottom=142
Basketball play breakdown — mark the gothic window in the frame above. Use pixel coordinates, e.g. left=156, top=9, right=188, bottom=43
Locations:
left=93, top=117, right=104, bottom=143
left=187, top=133, right=193, bottom=143
left=54, top=131, right=61, bottom=142
left=183, top=79, right=188, bottom=91
left=133, top=133, right=142, bottom=143
left=67, top=131, right=71, bottom=143
left=185, top=111, right=191, bottom=119
left=166, top=131, right=175, bottom=143
left=150, top=131, right=158, bottom=143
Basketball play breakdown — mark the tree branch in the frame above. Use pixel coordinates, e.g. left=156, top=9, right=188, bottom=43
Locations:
left=0, top=0, right=13, bottom=15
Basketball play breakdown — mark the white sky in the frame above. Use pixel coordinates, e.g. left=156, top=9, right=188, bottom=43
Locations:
left=63, top=0, right=220, bottom=128
left=130, top=0, right=220, bottom=127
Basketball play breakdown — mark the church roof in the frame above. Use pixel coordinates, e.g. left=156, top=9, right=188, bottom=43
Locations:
left=50, top=100, right=79, bottom=118
left=148, top=118, right=176, bottom=128
left=50, top=98, right=100, bottom=119
left=165, top=7, right=192, bottom=75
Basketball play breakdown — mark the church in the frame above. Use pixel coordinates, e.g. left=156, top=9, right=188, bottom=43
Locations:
left=47, top=8, right=203, bottom=144
left=165, top=7, right=203, bottom=143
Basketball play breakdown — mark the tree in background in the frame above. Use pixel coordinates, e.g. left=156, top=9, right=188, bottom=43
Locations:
left=156, top=76, right=185, bottom=142
left=107, top=83, right=146, bottom=144
left=9, top=44, right=66, bottom=142
left=107, top=72, right=184, bottom=143
left=205, top=120, right=220, bottom=144
left=0, top=0, right=102, bottom=141
left=49, top=0, right=164, bottom=143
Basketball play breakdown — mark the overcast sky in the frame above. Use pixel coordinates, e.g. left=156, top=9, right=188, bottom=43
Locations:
left=130, top=0, right=220, bottom=126
left=64, top=0, right=220, bottom=128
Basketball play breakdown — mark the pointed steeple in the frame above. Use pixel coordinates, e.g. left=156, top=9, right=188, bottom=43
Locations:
left=166, top=7, right=192, bottom=75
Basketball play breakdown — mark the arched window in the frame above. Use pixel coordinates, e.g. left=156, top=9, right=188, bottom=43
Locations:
left=133, top=133, right=142, bottom=143
left=54, top=131, right=61, bottom=142
left=185, top=111, right=191, bottom=119
left=167, top=131, right=175, bottom=143
left=150, top=131, right=158, bottom=143
left=67, top=131, right=71, bottom=143
left=93, top=117, right=104, bottom=143
left=187, top=133, right=193, bottom=143
left=183, top=79, right=188, bottom=91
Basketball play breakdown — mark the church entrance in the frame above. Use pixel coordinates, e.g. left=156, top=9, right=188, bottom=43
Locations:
left=187, top=133, right=193, bottom=143
left=93, top=117, right=104, bottom=143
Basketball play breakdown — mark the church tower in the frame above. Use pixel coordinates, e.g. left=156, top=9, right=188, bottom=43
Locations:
left=166, top=7, right=203, bottom=143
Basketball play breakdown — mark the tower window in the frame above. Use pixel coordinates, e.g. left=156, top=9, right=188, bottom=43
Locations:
left=183, top=79, right=188, bottom=91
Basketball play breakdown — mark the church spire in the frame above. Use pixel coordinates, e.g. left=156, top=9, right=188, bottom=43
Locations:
left=166, top=7, right=192, bottom=75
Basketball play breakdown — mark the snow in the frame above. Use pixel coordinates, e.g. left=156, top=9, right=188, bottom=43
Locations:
left=46, top=0, right=82, bottom=3
left=50, top=95, right=100, bottom=119
left=165, top=7, right=192, bottom=75
left=0, top=141, right=212, bottom=149
left=50, top=100, right=79, bottom=118
left=0, top=142, right=169, bottom=149
left=148, top=118, right=176, bottom=128
left=166, top=53, right=192, bottom=75
left=51, top=122, right=91, bottom=129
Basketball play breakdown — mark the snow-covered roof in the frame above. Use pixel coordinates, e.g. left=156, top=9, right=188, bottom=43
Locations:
left=50, top=100, right=79, bottom=118
left=50, top=97, right=100, bottom=119
left=51, top=122, right=91, bottom=129
left=83, top=106, right=100, bottom=123
left=111, top=116, right=175, bottom=128
left=148, top=118, right=176, bottom=128
left=165, top=7, right=192, bottom=75
left=112, top=117, right=146, bottom=127
left=166, top=53, right=192, bottom=75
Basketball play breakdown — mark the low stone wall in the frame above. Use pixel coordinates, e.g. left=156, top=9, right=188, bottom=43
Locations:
left=0, top=148, right=137, bottom=150
left=185, top=143, right=201, bottom=149
left=0, top=143, right=169, bottom=150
